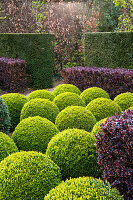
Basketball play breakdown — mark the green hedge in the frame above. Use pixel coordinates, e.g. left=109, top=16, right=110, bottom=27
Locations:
left=84, top=32, right=133, bottom=69
left=0, top=33, right=55, bottom=89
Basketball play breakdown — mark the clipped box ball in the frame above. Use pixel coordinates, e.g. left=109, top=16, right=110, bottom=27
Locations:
left=91, top=118, right=107, bottom=139
left=44, top=176, right=123, bottom=200
left=52, top=84, right=81, bottom=96
left=20, top=98, right=59, bottom=123
left=1, top=93, right=27, bottom=131
left=86, top=98, right=121, bottom=121
left=55, top=106, right=96, bottom=132
left=12, top=116, right=59, bottom=153
left=46, top=128, right=102, bottom=180
left=0, top=151, right=61, bottom=200
left=0, top=132, right=18, bottom=162
left=27, top=89, right=55, bottom=102
left=53, top=92, right=85, bottom=111
left=0, top=97, right=10, bottom=134
left=114, top=92, right=133, bottom=111
left=80, top=87, right=110, bottom=105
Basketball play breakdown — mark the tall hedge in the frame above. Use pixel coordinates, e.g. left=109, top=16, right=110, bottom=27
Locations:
left=84, top=32, right=133, bottom=69
left=0, top=33, right=55, bottom=89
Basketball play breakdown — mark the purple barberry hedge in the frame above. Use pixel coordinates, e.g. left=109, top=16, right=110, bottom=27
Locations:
left=60, top=66, right=133, bottom=99
left=95, top=109, right=133, bottom=200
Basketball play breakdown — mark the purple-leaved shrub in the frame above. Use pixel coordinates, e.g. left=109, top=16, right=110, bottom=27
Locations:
left=95, top=109, right=133, bottom=200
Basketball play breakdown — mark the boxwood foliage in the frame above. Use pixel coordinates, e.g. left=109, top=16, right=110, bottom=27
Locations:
left=96, top=109, right=133, bottom=200
left=0, top=151, right=62, bottom=200
left=20, top=98, right=59, bottom=123
left=86, top=98, right=122, bottom=121
left=27, top=89, right=55, bottom=102
left=1, top=93, right=27, bottom=131
left=46, top=128, right=102, bottom=180
left=52, top=84, right=81, bottom=96
left=44, top=176, right=124, bottom=200
left=80, top=87, right=110, bottom=105
left=0, top=132, right=18, bottom=162
left=0, top=97, right=10, bottom=135
left=12, top=116, right=59, bottom=153
left=114, top=92, right=133, bottom=111
left=55, top=106, right=96, bottom=132
left=53, top=92, right=85, bottom=111
left=91, top=118, right=107, bottom=139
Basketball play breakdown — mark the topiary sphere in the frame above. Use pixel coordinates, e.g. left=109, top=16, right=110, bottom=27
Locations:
left=0, top=151, right=61, bottom=200
left=44, top=176, right=124, bottom=200
left=27, top=89, right=55, bottom=102
left=55, top=106, right=96, bottom=132
left=91, top=118, right=107, bottom=139
left=20, top=98, right=59, bottom=123
left=12, top=116, right=59, bottom=153
left=0, top=97, right=10, bottom=134
left=53, top=92, right=85, bottom=111
left=46, top=128, right=102, bottom=180
left=86, top=98, right=122, bottom=121
left=0, top=132, right=18, bottom=162
left=114, top=92, right=133, bottom=111
left=52, top=84, right=81, bottom=96
left=1, top=93, right=27, bottom=131
left=80, top=87, right=110, bottom=105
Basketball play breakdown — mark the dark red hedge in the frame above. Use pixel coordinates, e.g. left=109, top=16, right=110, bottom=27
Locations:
left=0, top=57, right=31, bottom=92
left=95, top=109, right=133, bottom=200
left=60, top=66, right=133, bottom=99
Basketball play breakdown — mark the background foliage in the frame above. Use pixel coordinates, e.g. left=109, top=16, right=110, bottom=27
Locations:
left=0, top=0, right=132, bottom=76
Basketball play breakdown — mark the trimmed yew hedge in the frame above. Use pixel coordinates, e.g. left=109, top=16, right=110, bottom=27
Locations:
left=84, top=32, right=133, bottom=69
left=0, top=33, right=55, bottom=89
